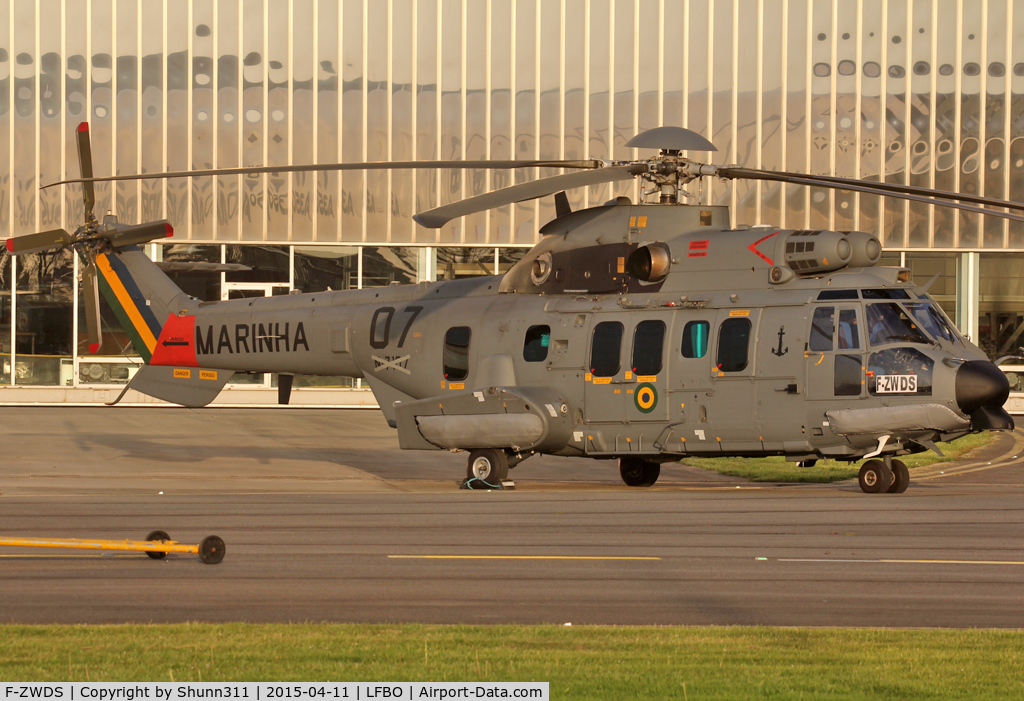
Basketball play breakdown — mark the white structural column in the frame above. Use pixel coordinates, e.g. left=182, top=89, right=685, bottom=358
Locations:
left=957, top=252, right=980, bottom=342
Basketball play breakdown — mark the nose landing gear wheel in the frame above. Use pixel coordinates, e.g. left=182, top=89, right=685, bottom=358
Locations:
left=858, top=459, right=892, bottom=494
left=466, top=448, right=510, bottom=488
left=619, top=457, right=661, bottom=487
left=887, top=459, right=910, bottom=493
left=145, top=530, right=170, bottom=560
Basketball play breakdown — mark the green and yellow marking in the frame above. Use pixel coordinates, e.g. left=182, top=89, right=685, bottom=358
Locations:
left=634, top=382, right=658, bottom=413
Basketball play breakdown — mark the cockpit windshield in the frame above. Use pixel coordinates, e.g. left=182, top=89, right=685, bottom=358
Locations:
left=866, top=302, right=930, bottom=347
left=904, top=302, right=958, bottom=343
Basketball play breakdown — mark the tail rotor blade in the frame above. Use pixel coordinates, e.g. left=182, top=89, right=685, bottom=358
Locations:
left=77, top=122, right=96, bottom=221
left=82, top=260, right=103, bottom=354
left=104, top=220, right=175, bottom=248
left=6, top=229, right=73, bottom=255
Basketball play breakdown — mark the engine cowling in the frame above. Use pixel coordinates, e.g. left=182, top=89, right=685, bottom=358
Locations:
left=627, top=243, right=671, bottom=282
left=782, top=230, right=853, bottom=275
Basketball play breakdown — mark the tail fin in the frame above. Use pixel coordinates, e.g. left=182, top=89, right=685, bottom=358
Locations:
left=99, top=245, right=236, bottom=407
left=94, top=245, right=196, bottom=364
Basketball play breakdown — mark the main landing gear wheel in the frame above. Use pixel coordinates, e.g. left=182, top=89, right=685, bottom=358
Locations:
left=858, top=460, right=892, bottom=494
left=145, top=530, right=170, bottom=560
left=466, top=448, right=509, bottom=487
left=887, top=459, right=910, bottom=494
left=619, top=457, right=661, bottom=487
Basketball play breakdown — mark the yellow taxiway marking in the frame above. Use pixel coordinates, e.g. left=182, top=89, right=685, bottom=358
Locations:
left=389, top=555, right=661, bottom=561
left=777, top=558, right=1024, bottom=566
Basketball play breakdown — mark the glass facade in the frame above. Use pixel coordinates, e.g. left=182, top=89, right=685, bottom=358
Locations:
left=0, top=242, right=527, bottom=389
left=0, top=0, right=1022, bottom=397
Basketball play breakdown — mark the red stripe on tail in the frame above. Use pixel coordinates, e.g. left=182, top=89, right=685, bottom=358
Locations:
left=150, top=314, right=199, bottom=367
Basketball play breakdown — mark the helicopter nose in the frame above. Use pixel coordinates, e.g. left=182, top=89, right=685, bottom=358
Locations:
left=955, top=360, right=1010, bottom=414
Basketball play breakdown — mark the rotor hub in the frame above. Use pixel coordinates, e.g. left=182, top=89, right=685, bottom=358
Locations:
left=634, top=156, right=706, bottom=205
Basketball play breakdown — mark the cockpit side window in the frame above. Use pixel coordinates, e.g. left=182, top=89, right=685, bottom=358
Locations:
left=868, top=347, right=934, bottom=396
left=834, top=354, right=863, bottom=396
left=866, top=303, right=929, bottom=346
left=809, top=307, right=835, bottom=351
left=837, top=309, right=860, bottom=349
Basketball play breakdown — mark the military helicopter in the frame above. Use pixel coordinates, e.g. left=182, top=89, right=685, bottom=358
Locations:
left=10, top=123, right=1022, bottom=494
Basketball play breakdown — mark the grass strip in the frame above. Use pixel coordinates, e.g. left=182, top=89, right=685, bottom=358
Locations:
left=1, top=624, right=1023, bottom=699
left=683, top=430, right=1000, bottom=483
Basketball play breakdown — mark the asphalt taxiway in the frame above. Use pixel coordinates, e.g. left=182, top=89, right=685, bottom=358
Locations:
left=1, top=407, right=1022, bottom=628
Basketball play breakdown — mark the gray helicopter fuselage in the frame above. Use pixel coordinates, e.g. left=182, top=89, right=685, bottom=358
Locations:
left=18, top=121, right=1017, bottom=492
left=170, top=201, right=1001, bottom=464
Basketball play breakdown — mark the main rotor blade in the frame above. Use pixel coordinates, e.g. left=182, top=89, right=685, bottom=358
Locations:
left=717, top=166, right=1024, bottom=217
left=42, top=159, right=605, bottom=190
left=5, top=228, right=73, bottom=255
left=712, top=167, right=1024, bottom=224
left=82, top=259, right=103, bottom=355
left=413, top=164, right=647, bottom=229
left=77, top=122, right=96, bottom=220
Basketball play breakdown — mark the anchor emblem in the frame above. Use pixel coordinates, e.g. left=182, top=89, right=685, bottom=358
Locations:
left=771, top=326, right=789, bottom=357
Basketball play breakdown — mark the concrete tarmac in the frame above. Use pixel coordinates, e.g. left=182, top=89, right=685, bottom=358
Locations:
left=1, top=407, right=1023, bottom=628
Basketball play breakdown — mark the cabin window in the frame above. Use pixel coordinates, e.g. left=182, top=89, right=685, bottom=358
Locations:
left=837, top=309, right=860, bottom=349
left=681, top=320, right=710, bottom=358
left=443, top=326, right=471, bottom=381
left=631, top=320, right=666, bottom=375
left=716, top=318, right=751, bottom=372
left=590, top=321, right=623, bottom=377
left=809, top=307, right=835, bottom=351
left=834, top=354, right=863, bottom=396
left=523, top=325, right=550, bottom=362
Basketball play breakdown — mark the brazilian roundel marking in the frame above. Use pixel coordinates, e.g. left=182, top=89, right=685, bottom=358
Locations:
left=635, top=382, right=658, bottom=413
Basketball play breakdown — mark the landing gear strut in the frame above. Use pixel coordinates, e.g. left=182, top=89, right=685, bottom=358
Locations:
left=619, top=457, right=661, bottom=487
